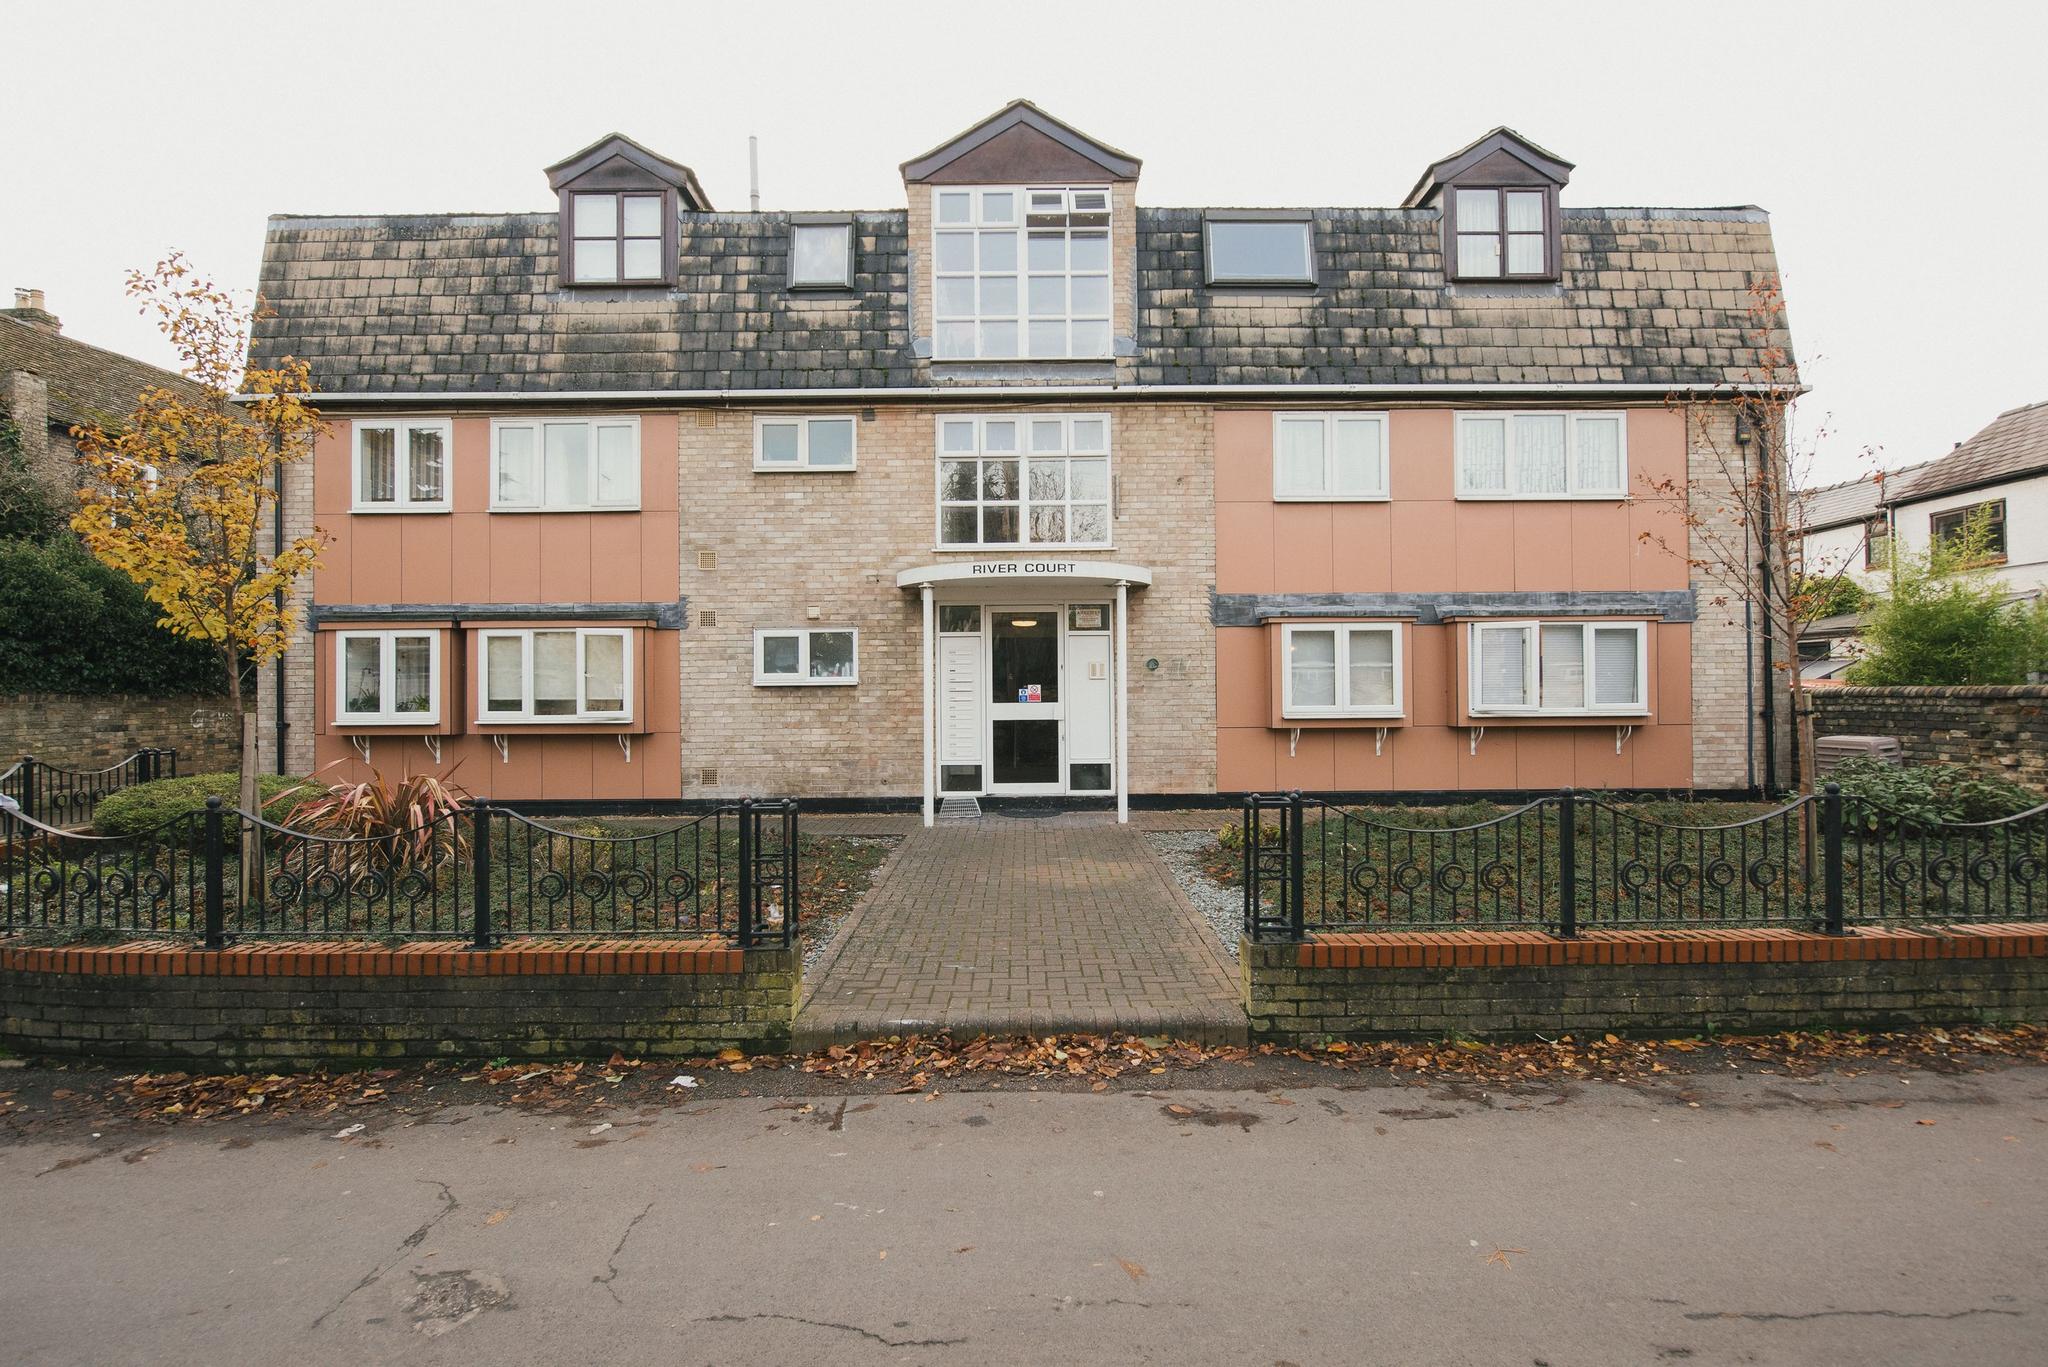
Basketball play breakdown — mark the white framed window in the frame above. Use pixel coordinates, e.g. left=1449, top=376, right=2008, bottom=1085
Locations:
left=334, top=630, right=441, bottom=724
left=1281, top=623, right=1403, bottom=719
left=570, top=191, right=666, bottom=284
left=478, top=628, right=632, bottom=722
left=351, top=419, right=451, bottom=512
left=1204, top=216, right=1315, bottom=286
left=1273, top=413, right=1389, bottom=500
left=935, top=413, right=1111, bottom=549
left=790, top=221, right=853, bottom=289
left=933, top=186, right=1111, bottom=360
left=1468, top=620, right=1647, bottom=716
left=754, top=415, right=857, bottom=471
left=753, top=628, right=859, bottom=686
left=490, top=417, right=640, bottom=511
left=1455, top=412, right=1627, bottom=499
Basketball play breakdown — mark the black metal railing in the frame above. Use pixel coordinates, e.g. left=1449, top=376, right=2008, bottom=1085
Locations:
left=0, top=749, right=177, bottom=828
left=1242, top=786, right=2048, bottom=941
left=0, top=794, right=799, bottom=949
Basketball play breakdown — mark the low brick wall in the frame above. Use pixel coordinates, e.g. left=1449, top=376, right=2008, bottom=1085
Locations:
left=1812, top=685, right=2048, bottom=788
left=0, top=693, right=240, bottom=773
left=1243, top=926, right=2048, bottom=1041
left=0, top=940, right=799, bottom=1067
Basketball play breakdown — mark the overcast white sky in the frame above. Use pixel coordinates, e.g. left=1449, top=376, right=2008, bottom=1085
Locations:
left=6, top=0, right=2043, bottom=485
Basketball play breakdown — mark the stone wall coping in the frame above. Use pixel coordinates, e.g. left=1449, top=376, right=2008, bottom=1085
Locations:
left=1816, top=685, right=2048, bottom=701
left=1276, top=924, right=2048, bottom=970
left=0, top=939, right=759, bottom=977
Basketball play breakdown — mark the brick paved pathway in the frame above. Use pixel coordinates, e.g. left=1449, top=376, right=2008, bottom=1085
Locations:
left=795, top=816, right=1246, bottom=1046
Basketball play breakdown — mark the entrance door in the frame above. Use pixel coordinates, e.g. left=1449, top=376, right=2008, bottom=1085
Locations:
left=987, top=607, right=1062, bottom=793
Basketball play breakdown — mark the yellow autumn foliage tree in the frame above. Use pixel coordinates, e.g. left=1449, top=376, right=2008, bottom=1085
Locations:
left=71, top=255, right=325, bottom=819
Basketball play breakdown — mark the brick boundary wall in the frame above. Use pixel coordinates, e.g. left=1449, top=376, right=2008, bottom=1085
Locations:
left=1243, top=925, right=2048, bottom=1042
left=1812, top=685, right=2048, bottom=790
left=0, top=940, right=799, bottom=1067
left=0, top=693, right=240, bottom=774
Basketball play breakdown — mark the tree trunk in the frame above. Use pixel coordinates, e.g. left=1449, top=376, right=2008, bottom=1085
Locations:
left=236, top=688, right=259, bottom=910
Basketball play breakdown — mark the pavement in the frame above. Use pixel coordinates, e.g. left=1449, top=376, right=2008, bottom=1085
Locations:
left=3, top=1057, right=2044, bottom=1366
left=797, top=815, right=1245, bottom=1046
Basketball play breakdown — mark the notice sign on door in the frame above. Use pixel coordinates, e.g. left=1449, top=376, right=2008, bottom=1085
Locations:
left=1018, top=684, right=1043, bottom=703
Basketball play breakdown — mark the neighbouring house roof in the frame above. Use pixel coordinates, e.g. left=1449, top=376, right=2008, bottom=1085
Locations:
left=1887, top=399, right=2048, bottom=506
left=1795, top=461, right=1936, bottom=534
left=0, top=314, right=209, bottom=432
left=249, top=203, right=1794, bottom=395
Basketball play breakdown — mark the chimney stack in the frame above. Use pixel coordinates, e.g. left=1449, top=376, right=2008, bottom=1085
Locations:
left=5, top=288, right=60, bottom=333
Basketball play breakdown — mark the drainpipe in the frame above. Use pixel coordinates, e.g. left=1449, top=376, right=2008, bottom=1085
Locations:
left=1740, top=416, right=1778, bottom=793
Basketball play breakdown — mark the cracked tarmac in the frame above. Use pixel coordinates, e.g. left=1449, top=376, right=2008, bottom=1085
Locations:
left=2, top=1060, right=2045, bottom=1365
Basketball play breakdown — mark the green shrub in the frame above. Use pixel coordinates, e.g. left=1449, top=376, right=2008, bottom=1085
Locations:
left=1848, top=512, right=2048, bottom=685
left=1829, top=757, right=2042, bottom=832
left=0, top=536, right=224, bottom=695
left=93, top=772, right=307, bottom=838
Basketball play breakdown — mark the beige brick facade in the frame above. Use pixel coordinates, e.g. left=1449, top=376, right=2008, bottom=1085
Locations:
left=256, top=454, right=320, bottom=777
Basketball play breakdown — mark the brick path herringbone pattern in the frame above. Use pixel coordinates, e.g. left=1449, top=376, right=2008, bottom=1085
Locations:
left=795, top=817, right=1246, bottom=1046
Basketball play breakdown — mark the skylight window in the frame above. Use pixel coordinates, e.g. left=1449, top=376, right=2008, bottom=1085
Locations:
left=1204, top=215, right=1315, bottom=286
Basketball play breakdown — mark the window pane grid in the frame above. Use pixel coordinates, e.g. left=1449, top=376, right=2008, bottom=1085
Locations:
left=1452, top=187, right=1548, bottom=279
left=337, top=632, right=438, bottom=723
left=573, top=192, right=665, bottom=284
left=1470, top=622, right=1646, bottom=716
left=492, top=420, right=639, bottom=510
left=1457, top=413, right=1627, bottom=498
left=934, top=186, right=1111, bottom=360
left=479, top=629, right=631, bottom=721
left=755, top=629, right=859, bottom=686
left=936, top=415, right=1111, bottom=548
left=1283, top=624, right=1402, bottom=717
left=356, top=422, right=450, bottom=509
left=1274, top=414, right=1387, bottom=499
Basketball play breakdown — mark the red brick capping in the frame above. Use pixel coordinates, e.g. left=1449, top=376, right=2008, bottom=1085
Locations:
left=1298, top=925, right=2048, bottom=970
left=0, top=939, right=744, bottom=978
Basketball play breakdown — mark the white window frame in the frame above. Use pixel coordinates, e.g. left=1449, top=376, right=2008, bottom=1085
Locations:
left=476, top=628, right=634, bottom=723
left=1203, top=215, right=1316, bottom=287
left=1280, top=622, right=1404, bottom=720
left=351, top=419, right=453, bottom=513
left=932, top=185, right=1113, bottom=361
left=488, top=417, right=641, bottom=512
left=753, top=628, right=860, bottom=687
left=333, top=630, right=442, bottom=725
left=752, top=415, right=858, bottom=472
left=933, top=413, right=1113, bottom=551
left=1454, top=411, right=1629, bottom=500
left=1272, top=413, right=1390, bottom=501
left=1466, top=620, right=1649, bottom=717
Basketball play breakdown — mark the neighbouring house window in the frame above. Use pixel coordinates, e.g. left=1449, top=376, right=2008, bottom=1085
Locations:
left=570, top=191, right=666, bottom=284
left=936, top=413, right=1111, bottom=548
left=1455, top=412, right=1626, bottom=499
left=1865, top=517, right=1891, bottom=569
left=754, top=628, right=859, bottom=686
left=478, top=628, right=632, bottom=722
left=754, top=415, right=857, bottom=471
left=1282, top=623, right=1403, bottom=719
left=1450, top=186, right=1552, bottom=279
left=1469, top=621, right=1647, bottom=716
left=352, top=419, right=451, bottom=511
left=933, top=186, right=1111, bottom=360
left=334, top=630, right=440, bottom=724
left=790, top=220, right=854, bottom=289
left=1274, top=413, right=1389, bottom=500
left=491, top=418, right=640, bottom=511
left=1204, top=215, right=1315, bottom=286
left=1928, top=499, right=2008, bottom=559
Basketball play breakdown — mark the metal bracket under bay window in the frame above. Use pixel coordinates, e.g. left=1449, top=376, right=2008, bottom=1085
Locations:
left=618, top=734, right=632, bottom=764
left=1288, top=727, right=1300, bottom=758
left=421, top=735, right=442, bottom=765
left=1615, top=724, right=1635, bottom=755
left=1469, top=726, right=1484, bottom=756
left=492, top=735, right=511, bottom=764
left=350, top=736, right=372, bottom=764
left=1375, top=727, right=1390, bottom=757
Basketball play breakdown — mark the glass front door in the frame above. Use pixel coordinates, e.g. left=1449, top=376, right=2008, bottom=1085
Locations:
left=987, top=608, right=1061, bottom=791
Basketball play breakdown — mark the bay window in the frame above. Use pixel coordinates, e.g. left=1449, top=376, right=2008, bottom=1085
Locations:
left=1469, top=621, right=1647, bottom=716
left=478, top=628, right=632, bottom=722
left=1282, top=623, right=1403, bottom=719
left=1274, top=413, right=1389, bottom=500
left=936, top=413, right=1110, bottom=548
left=933, top=186, right=1111, bottom=360
left=352, top=419, right=451, bottom=511
left=1455, top=412, right=1627, bottom=499
left=754, top=628, right=859, bottom=686
left=491, top=418, right=640, bottom=511
left=334, top=630, right=440, bottom=724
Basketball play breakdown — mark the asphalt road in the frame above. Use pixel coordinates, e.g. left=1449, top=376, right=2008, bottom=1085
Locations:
left=3, top=1061, right=2044, bottom=1366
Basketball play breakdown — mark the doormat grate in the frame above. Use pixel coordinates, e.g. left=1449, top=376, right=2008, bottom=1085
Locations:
left=938, top=797, right=981, bottom=820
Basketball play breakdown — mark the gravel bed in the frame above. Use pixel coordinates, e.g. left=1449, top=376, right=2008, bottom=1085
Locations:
left=801, top=835, right=899, bottom=977
left=1147, top=830, right=1240, bottom=960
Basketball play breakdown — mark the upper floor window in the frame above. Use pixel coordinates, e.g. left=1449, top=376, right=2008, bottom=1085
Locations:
left=1282, top=623, right=1402, bottom=719
left=755, top=415, right=856, bottom=471
left=1929, top=499, right=2007, bottom=560
left=335, top=630, right=440, bottom=725
left=479, top=627, right=631, bottom=723
left=353, top=419, right=451, bottom=512
left=570, top=192, right=666, bottom=284
left=790, top=219, right=854, bottom=290
left=1865, top=517, right=1891, bottom=570
left=1205, top=214, right=1315, bottom=287
left=1275, top=413, right=1388, bottom=500
left=937, top=414, right=1110, bottom=549
left=490, top=418, right=640, bottom=512
left=1455, top=412, right=1626, bottom=499
left=1450, top=187, right=1553, bottom=280
left=1469, top=620, right=1647, bottom=716
left=754, top=628, right=858, bottom=686
left=933, top=186, right=1111, bottom=361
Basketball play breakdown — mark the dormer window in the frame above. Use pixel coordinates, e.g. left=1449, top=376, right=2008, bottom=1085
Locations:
left=1451, top=187, right=1551, bottom=278
left=544, top=133, right=712, bottom=291
left=571, top=192, right=665, bottom=283
left=1403, top=127, right=1571, bottom=285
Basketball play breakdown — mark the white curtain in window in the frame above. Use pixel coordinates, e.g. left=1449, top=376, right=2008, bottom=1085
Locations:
left=1504, top=191, right=1544, bottom=232
left=484, top=636, right=524, bottom=711
left=393, top=637, right=432, bottom=713
left=1289, top=630, right=1337, bottom=707
left=496, top=427, right=537, bottom=504
left=1332, top=418, right=1382, bottom=494
left=359, top=427, right=395, bottom=503
left=1476, top=625, right=1529, bottom=708
left=1574, top=416, right=1623, bottom=493
left=545, top=424, right=590, bottom=506
left=1277, top=418, right=1325, bottom=493
left=1455, top=188, right=1499, bottom=232
left=583, top=633, right=625, bottom=712
left=407, top=427, right=444, bottom=503
left=1347, top=628, right=1396, bottom=707
left=532, top=632, right=577, bottom=715
left=1457, top=236, right=1501, bottom=277
left=1460, top=418, right=1508, bottom=493
left=1592, top=627, right=1641, bottom=706
left=595, top=425, right=634, bottom=503
left=1515, top=415, right=1567, bottom=494
left=1539, top=624, right=1586, bottom=710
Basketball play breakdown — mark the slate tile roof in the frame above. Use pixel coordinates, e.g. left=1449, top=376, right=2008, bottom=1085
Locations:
left=249, top=202, right=1792, bottom=394
left=1888, top=400, right=2048, bottom=505
left=0, top=314, right=211, bottom=431
left=1795, top=461, right=1936, bottom=533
